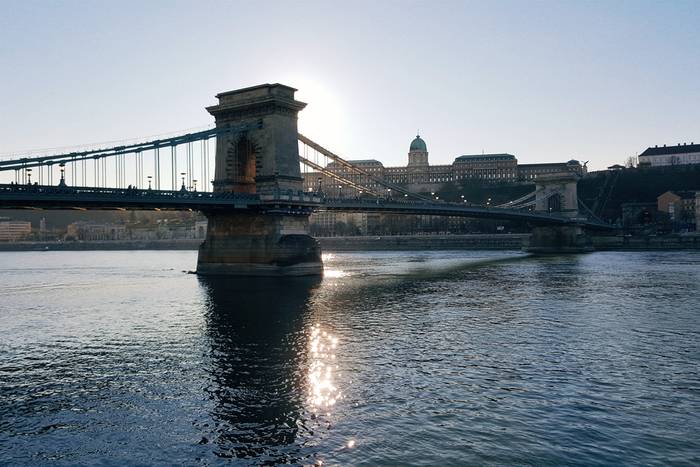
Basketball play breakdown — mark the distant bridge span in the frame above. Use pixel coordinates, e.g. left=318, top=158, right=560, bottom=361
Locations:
left=0, top=183, right=612, bottom=230
left=322, top=199, right=612, bottom=229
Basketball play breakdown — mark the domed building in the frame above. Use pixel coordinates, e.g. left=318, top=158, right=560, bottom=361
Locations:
left=303, top=131, right=587, bottom=198
left=408, top=134, right=429, bottom=167
left=302, top=131, right=589, bottom=236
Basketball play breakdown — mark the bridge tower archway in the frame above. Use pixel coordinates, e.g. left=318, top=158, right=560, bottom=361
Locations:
left=209, top=84, right=306, bottom=195
left=225, top=133, right=258, bottom=193
left=534, top=173, right=579, bottom=217
left=547, top=193, right=562, bottom=212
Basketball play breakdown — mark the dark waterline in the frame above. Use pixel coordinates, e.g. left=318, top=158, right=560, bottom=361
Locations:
left=1, top=250, right=699, bottom=465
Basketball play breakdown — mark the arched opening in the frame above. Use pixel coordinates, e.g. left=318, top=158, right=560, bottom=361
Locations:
left=227, top=135, right=257, bottom=193
left=547, top=193, right=562, bottom=212
left=638, top=209, right=652, bottom=225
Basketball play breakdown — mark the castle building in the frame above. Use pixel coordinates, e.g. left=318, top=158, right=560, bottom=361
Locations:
left=518, top=160, right=586, bottom=181
left=452, top=154, right=518, bottom=183
left=302, top=134, right=585, bottom=196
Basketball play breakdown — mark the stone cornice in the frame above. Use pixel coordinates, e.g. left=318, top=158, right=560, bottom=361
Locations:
left=207, top=97, right=306, bottom=119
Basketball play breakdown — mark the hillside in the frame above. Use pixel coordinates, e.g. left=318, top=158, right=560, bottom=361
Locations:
left=579, top=165, right=700, bottom=221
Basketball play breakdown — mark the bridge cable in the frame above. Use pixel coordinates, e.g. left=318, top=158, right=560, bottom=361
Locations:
left=298, top=134, right=431, bottom=201
left=298, top=154, right=382, bottom=197
left=494, top=189, right=540, bottom=208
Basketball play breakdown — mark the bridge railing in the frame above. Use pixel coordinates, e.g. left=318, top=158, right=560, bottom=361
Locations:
left=0, top=183, right=326, bottom=205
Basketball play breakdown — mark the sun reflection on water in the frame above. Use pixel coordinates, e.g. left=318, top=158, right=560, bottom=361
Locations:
left=323, top=269, right=347, bottom=279
left=307, top=325, right=342, bottom=412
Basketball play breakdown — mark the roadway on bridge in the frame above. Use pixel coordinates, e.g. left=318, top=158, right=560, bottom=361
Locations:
left=0, top=183, right=613, bottom=229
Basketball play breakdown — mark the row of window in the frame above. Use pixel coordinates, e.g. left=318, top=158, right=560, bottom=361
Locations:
left=639, top=154, right=700, bottom=166
left=303, top=164, right=580, bottom=189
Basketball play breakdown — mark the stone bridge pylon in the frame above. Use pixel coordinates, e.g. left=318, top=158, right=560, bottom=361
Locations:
left=196, top=84, right=323, bottom=276
left=525, top=172, right=593, bottom=253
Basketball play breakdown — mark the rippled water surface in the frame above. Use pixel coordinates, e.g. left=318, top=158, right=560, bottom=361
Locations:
left=1, top=250, right=699, bottom=465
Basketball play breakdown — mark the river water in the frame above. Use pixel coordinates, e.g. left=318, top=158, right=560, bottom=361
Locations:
left=1, top=250, right=699, bottom=465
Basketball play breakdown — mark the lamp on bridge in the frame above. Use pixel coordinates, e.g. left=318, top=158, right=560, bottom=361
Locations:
left=147, top=176, right=153, bottom=190
left=193, top=179, right=197, bottom=192
left=180, top=172, right=186, bottom=191
left=59, top=163, right=66, bottom=186
left=26, top=168, right=32, bottom=185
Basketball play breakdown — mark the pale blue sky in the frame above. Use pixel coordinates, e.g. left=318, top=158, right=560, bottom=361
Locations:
left=1, top=0, right=698, bottom=170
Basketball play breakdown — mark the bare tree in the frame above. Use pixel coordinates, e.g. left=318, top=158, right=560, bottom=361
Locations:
left=624, top=156, right=637, bottom=168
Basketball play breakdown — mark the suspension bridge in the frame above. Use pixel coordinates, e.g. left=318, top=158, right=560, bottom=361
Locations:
left=0, top=84, right=613, bottom=275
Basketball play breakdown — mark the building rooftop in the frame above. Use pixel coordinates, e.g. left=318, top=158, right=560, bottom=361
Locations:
left=657, top=190, right=699, bottom=200
left=640, top=142, right=700, bottom=157
left=328, top=159, right=384, bottom=167
left=454, top=153, right=516, bottom=163
left=519, top=162, right=568, bottom=167
left=346, top=159, right=383, bottom=165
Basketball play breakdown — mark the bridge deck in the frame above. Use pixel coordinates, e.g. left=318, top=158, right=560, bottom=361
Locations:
left=0, top=184, right=613, bottom=229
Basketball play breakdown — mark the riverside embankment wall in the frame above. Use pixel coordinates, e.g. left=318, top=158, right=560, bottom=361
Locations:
left=1, top=234, right=699, bottom=252
left=0, top=239, right=202, bottom=251
left=318, top=234, right=528, bottom=251
left=591, top=235, right=700, bottom=250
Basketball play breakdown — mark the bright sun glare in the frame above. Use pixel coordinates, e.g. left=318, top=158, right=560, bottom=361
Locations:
left=284, top=75, right=346, bottom=147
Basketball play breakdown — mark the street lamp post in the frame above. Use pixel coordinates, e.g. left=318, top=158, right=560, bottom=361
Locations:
left=193, top=179, right=197, bottom=192
left=59, top=163, right=66, bottom=186
left=148, top=176, right=153, bottom=190
left=180, top=172, right=186, bottom=191
left=27, top=168, right=32, bottom=185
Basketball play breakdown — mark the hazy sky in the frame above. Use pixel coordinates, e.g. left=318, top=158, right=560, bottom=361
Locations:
left=1, top=0, right=698, bottom=170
